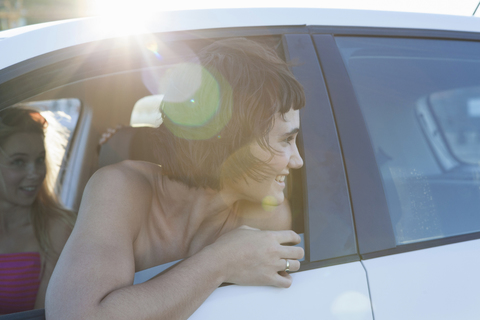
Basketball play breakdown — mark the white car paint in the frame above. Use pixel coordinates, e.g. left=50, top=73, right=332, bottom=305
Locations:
left=363, top=239, right=480, bottom=319
left=190, top=262, right=373, bottom=320
left=1, top=8, right=480, bottom=71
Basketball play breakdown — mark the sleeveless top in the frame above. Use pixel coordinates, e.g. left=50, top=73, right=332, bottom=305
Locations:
left=0, top=252, right=41, bottom=315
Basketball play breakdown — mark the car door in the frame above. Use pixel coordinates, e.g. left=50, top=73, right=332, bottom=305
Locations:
left=314, top=27, right=480, bottom=319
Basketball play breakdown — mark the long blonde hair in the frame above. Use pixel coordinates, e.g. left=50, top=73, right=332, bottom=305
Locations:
left=0, top=107, right=76, bottom=259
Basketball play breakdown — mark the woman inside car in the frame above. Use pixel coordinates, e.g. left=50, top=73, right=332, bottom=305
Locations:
left=46, top=38, right=305, bottom=320
left=0, top=108, right=75, bottom=314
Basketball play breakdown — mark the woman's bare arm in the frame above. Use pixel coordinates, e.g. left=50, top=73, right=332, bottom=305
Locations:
left=34, top=217, right=73, bottom=309
left=46, top=163, right=303, bottom=320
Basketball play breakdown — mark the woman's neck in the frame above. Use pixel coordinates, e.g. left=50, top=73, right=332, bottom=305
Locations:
left=158, top=177, right=239, bottom=221
left=0, top=202, right=31, bottom=233
left=155, top=177, right=242, bottom=254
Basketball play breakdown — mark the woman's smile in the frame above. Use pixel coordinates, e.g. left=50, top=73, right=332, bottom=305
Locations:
left=274, top=175, right=287, bottom=184
left=0, top=132, right=46, bottom=207
left=225, top=109, right=303, bottom=206
left=18, top=184, right=41, bottom=198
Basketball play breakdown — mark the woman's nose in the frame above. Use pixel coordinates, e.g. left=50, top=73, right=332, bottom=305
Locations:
left=25, top=162, right=41, bottom=178
left=289, top=145, right=304, bottom=169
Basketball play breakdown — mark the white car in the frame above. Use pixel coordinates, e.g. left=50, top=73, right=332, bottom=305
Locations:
left=1, top=8, right=480, bottom=320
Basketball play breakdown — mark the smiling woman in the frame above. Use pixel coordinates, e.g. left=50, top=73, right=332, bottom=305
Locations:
left=0, top=108, right=75, bottom=315
left=0, top=132, right=45, bottom=203
left=46, top=37, right=305, bottom=320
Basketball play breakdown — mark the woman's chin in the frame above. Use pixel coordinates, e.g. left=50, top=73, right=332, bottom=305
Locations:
left=260, top=193, right=284, bottom=211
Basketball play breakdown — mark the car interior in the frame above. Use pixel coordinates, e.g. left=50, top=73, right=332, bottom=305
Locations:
left=9, top=34, right=306, bottom=266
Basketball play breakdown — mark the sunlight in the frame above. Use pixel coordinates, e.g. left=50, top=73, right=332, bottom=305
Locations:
left=91, top=14, right=151, bottom=38
left=91, top=0, right=143, bottom=16
left=89, top=0, right=192, bottom=16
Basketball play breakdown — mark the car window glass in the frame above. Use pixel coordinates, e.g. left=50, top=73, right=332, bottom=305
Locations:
left=428, top=86, right=480, bottom=164
left=336, top=37, right=480, bottom=245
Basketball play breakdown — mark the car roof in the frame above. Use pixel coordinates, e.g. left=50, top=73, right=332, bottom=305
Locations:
left=1, top=8, right=480, bottom=71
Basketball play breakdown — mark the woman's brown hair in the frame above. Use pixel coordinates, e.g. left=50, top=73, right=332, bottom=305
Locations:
left=0, top=108, right=75, bottom=260
left=156, top=37, right=305, bottom=190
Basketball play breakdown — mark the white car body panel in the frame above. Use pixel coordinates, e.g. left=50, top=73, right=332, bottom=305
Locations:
left=2, top=8, right=480, bottom=319
left=190, top=262, right=373, bottom=320
left=363, top=239, right=480, bottom=319
left=1, top=8, right=480, bottom=71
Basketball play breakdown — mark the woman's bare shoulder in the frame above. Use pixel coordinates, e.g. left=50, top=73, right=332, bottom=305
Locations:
left=95, top=159, right=160, bottom=177
left=80, top=161, right=161, bottom=225
left=90, top=160, right=160, bottom=192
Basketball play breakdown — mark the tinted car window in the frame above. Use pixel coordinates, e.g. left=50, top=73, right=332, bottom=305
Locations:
left=428, top=86, right=480, bottom=164
left=336, top=37, right=480, bottom=244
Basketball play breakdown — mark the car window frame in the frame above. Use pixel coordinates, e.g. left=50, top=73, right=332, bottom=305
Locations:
left=311, top=26, right=480, bottom=259
left=0, top=26, right=363, bottom=274
left=283, top=34, right=359, bottom=270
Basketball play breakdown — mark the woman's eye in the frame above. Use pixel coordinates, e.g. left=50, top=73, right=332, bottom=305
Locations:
left=283, top=136, right=295, bottom=145
left=36, top=157, right=45, bottom=165
left=11, top=159, right=25, bottom=166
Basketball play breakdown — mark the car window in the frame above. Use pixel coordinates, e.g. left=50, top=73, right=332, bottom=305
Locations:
left=427, top=86, right=480, bottom=165
left=0, top=32, right=351, bottom=276
left=336, top=37, right=480, bottom=245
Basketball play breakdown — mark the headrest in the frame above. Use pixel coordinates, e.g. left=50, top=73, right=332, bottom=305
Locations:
left=98, top=126, right=158, bottom=168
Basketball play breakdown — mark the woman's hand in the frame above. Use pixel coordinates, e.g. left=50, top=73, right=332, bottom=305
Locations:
left=206, top=225, right=304, bottom=288
left=98, top=125, right=123, bottom=146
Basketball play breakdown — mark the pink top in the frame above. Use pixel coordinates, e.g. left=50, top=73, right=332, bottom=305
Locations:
left=0, top=252, right=41, bottom=315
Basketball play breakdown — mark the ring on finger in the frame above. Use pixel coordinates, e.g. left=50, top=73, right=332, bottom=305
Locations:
left=284, top=259, right=290, bottom=272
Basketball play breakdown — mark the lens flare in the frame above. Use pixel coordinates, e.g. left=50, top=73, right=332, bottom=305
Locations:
left=262, top=195, right=278, bottom=212
left=140, top=38, right=166, bottom=95
left=146, top=41, right=162, bottom=60
left=161, top=62, right=203, bottom=104
left=161, top=63, right=232, bottom=140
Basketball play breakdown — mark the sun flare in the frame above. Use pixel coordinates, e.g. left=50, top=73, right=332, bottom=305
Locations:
left=88, top=0, right=207, bottom=16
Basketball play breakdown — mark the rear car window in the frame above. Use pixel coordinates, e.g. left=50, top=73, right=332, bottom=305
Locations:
left=336, top=37, right=480, bottom=245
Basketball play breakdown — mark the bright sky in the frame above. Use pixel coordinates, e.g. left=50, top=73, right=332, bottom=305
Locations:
left=87, top=0, right=480, bottom=17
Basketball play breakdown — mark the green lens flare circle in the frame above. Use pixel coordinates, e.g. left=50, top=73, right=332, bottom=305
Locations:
left=161, top=63, right=232, bottom=140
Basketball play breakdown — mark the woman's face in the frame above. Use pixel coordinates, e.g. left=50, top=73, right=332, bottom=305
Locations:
left=0, top=132, right=46, bottom=207
left=225, top=109, right=303, bottom=206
